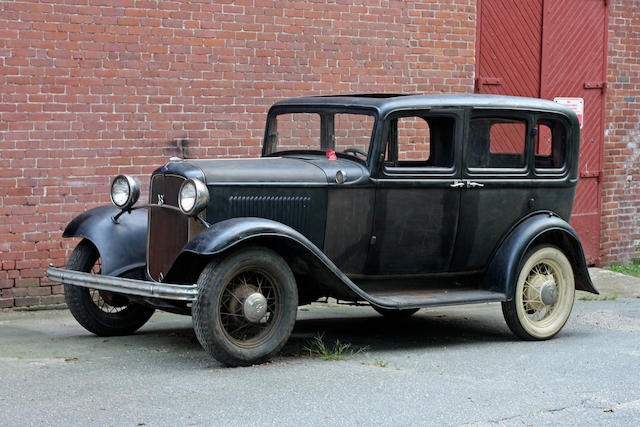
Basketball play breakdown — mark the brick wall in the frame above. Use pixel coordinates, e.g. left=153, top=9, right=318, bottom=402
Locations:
left=0, top=0, right=477, bottom=308
left=602, top=0, right=640, bottom=264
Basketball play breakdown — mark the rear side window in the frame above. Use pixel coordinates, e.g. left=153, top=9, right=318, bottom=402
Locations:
left=535, top=119, right=567, bottom=170
left=468, top=117, right=527, bottom=169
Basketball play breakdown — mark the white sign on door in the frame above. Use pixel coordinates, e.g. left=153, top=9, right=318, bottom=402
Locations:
left=554, top=97, right=584, bottom=129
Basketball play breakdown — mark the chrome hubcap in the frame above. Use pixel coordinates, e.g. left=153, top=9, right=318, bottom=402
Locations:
left=524, top=269, right=558, bottom=311
left=243, top=292, right=268, bottom=323
left=540, top=282, right=558, bottom=305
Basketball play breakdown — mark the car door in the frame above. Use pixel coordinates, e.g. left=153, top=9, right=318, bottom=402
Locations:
left=366, top=109, right=463, bottom=275
left=450, top=109, right=534, bottom=272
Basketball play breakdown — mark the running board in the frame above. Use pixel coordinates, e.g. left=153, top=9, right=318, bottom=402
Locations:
left=365, top=288, right=506, bottom=309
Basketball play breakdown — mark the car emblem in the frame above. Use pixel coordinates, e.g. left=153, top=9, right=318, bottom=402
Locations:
left=157, top=194, right=164, bottom=206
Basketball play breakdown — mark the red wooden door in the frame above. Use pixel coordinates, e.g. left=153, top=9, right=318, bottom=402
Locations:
left=476, top=0, right=608, bottom=264
left=475, top=0, right=543, bottom=97
left=539, top=0, right=608, bottom=265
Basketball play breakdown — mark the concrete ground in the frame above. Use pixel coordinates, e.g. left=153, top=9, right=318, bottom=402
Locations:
left=0, top=268, right=638, bottom=426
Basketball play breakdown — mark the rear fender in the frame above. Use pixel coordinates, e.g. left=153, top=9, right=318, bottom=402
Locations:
left=481, top=213, right=598, bottom=299
left=63, top=205, right=147, bottom=277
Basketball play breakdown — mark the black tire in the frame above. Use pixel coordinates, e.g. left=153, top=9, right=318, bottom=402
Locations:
left=501, top=245, right=575, bottom=340
left=372, top=306, right=419, bottom=319
left=192, top=247, right=298, bottom=367
left=64, top=239, right=155, bottom=336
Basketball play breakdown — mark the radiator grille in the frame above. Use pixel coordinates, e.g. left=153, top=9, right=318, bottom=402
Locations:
left=229, top=195, right=311, bottom=232
left=147, top=174, right=188, bottom=282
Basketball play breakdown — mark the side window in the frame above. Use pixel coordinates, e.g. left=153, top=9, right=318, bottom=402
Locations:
left=535, top=119, right=566, bottom=170
left=397, top=116, right=432, bottom=161
left=385, top=115, right=455, bottom=169
left=468, top=117, right=527, bottom=169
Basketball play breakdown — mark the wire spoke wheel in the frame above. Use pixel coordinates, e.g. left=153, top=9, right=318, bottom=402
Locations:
left=89, top=289, right=129, bottom=314
left=502, top=245, right=575, bottom=340
left=84, top=257, right=129, bottom=315
left=193, top=247, right=298, bottom=367
left=219, top=269, right=280, bottom=346
left=64, top=239, right=154, bottom=336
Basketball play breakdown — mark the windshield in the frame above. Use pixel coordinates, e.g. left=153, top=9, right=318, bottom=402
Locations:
left=263, top=111, right=376, bottom=162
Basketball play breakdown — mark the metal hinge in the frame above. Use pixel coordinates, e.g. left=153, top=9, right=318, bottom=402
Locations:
left=475, top=76, right=503, bottom=92
left=580, top=170, right=603, bottom=182
left=584, top=81, right=607, bottom=93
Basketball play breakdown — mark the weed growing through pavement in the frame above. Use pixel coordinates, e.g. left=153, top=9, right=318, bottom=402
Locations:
left=303, top=333, right=367, bottom=360
left=373, top=358, right=389, bottom=368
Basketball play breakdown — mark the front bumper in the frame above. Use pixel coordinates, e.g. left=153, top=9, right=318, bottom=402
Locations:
left=47, top=266, right=197, bottom=301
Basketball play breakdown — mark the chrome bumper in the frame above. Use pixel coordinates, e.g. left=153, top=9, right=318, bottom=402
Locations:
left=47, top=266, right=197, bottom=301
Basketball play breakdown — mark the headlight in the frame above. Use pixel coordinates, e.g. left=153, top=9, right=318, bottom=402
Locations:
left=178, top=179, right=209, bottom=216
left=110, top=175, right=140, bottom=210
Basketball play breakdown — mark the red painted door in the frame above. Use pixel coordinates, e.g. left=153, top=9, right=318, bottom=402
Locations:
left=476, top=0, right=607, bottom=264
left=475, top=0, right=543, bottom=97
left=539, top=0, right=607, bottom=265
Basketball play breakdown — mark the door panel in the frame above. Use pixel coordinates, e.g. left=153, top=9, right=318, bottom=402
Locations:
left=451, top=186, right=532, bottom=271
left=452, top=112, right=532, bottom=272
left=366, top=183, right=460, bottom=275
left=366, top=111, right=462, bottom=275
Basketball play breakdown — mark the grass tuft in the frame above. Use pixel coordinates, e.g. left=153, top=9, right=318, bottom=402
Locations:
left=373, top=358, right=389, bottom=368
left=609, top=263, right=640, bottom=278
left=303, top=333, right=367, bottom=360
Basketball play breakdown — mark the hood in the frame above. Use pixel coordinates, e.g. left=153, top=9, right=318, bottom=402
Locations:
left=160, top=155, right=369, bottom=185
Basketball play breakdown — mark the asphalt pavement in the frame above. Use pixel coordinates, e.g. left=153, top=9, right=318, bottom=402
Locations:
left=0, top=268, right=639, bottom=426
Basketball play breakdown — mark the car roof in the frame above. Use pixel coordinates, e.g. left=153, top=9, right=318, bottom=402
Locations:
left=270, top=94, right=578, bottom=121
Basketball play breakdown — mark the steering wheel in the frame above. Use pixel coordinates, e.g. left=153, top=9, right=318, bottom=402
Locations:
left=342, top=148, right=368, bottom=159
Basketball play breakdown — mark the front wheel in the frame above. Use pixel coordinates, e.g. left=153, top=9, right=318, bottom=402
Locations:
left=64, top=239, right=155, bottom=336
left=192, top=247, right=298, bottom=367
left=502, top=245, right=575, bottom=340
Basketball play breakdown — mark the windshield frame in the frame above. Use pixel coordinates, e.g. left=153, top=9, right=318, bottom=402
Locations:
left=262, top=106, right=380, bottom=165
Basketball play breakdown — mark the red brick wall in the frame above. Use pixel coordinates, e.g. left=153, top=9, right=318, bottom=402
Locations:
left=601, top=0, right=640, bottom=265
left=0, top=0, right=477, bottom=308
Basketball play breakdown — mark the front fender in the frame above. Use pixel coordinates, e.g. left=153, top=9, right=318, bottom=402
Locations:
left=481, top=213, right=598, bottom=298
left=63, top=205, right=147, bottom=277
left=177, top=217, right=321, bottom=257
left=164, top=217, right=376, bottom=303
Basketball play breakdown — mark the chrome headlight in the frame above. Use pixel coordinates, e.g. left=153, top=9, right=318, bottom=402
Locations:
left=110, top=175, right=140, bottom=210
left=178, top=179, right=209, bottom=216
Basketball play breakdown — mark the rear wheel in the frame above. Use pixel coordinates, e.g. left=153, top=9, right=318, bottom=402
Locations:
left=64, top=239, right=155, bottom=336
left=192, top=247, right=298, bottom=367
left=502, top=245, right=575, bottom=340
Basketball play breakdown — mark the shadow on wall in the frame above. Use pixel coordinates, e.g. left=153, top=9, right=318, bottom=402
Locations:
left=163, top=138, right=190, bottom=159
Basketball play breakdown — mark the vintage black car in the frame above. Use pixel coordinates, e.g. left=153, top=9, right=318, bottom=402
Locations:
left=48, top=94, right=598, bottom=366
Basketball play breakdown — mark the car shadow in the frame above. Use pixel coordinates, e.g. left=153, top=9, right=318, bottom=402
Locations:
left=282, top=306, right=515, bottom=356
left=119, top=305, right=518, bottom=365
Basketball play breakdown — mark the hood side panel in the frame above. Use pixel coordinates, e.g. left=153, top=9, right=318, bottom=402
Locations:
left=208, top=186, right=328, bottom=248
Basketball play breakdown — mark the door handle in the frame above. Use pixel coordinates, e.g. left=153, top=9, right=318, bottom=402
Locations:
left=450, top=181, right=465, bottom=188
left=466, top=181, right=484, bottom=188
